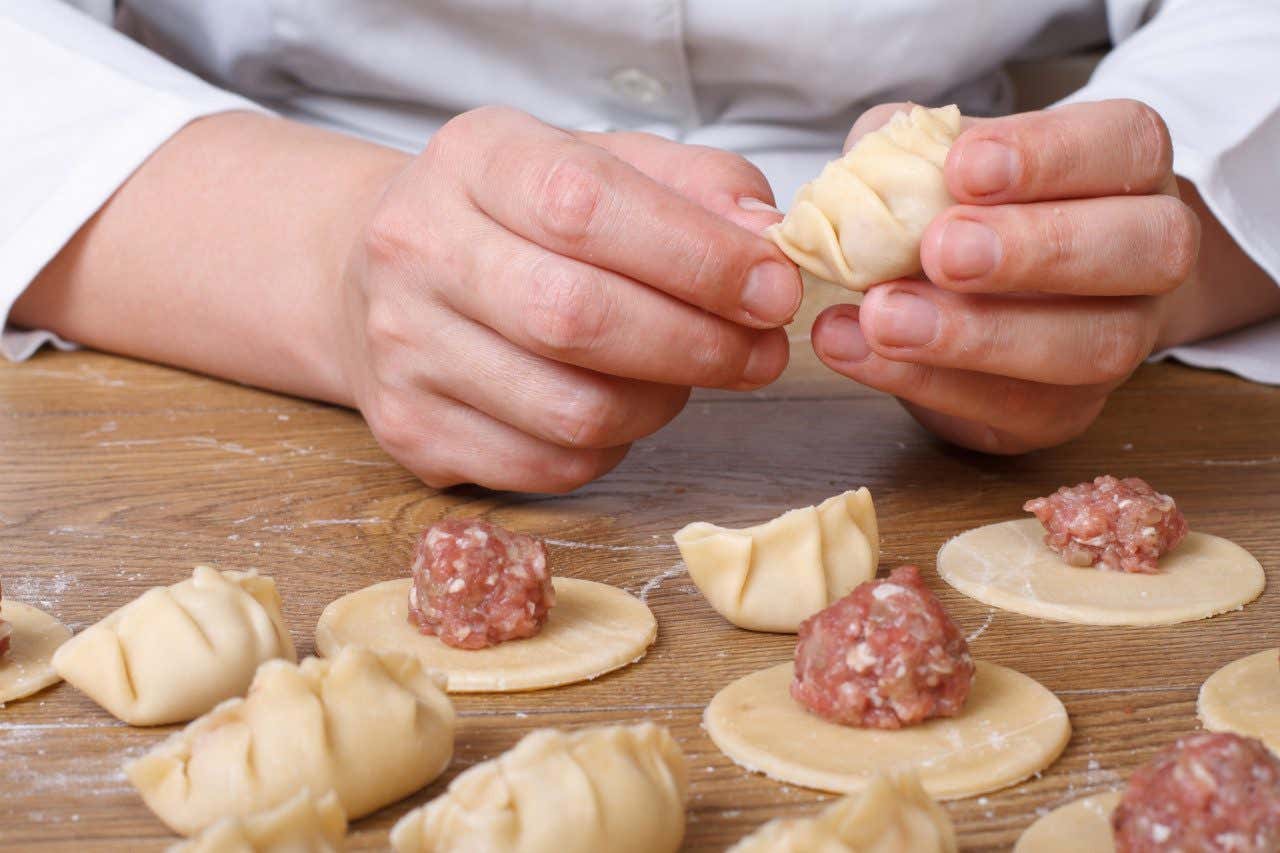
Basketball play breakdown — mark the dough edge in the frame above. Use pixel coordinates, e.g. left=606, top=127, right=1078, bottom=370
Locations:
left=938, top=520, right=1264, bottom=626
left=0, top=600, right=71, bottom=704
left=1198, top=647, right=1280, bottom=756
left=315, top=577, right=656, bottom=692
left=704, top=660, right=1070, bottom=800
left=1013, top=791, right=1120, bottom=853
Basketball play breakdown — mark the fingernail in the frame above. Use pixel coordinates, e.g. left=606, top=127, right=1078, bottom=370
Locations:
left=741, top=261, right=801, bottom=324
left=820, top=314, right=871, bottom=363
left=742, top=335, right=783, bottom=385
left=961, top=140, right=1018, bottom=196
left=738, top=196, right=781, bottom=215
left=939, top=219, right=1001, bottom=279
left=877, top=290, right=939, bottom=348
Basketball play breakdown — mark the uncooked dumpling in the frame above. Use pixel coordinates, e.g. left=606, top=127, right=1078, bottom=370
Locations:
left=54, top=566, right=296, bottom=725
left=768, top=105, right=961, bottom=291
left=127, top=647, right=455, bottom=836
left=0, top=598, right=71, bottom=704
left=390, top=723, right=688, bottom=853
left=729, top=771, right=956, bottom=852
left=673, top=489, right=878, bottom=632
left=168, top=788, right=347, bottom=852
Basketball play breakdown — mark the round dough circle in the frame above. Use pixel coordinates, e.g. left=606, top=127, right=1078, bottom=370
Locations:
left=1014, top=792, right=1119, bottom=853
left=1198, top=647, right=1280, bottom=755
left=703, top=660, right=1070, bottom=800
left=938, top=519, right=1264, bottom=626
left=0, top=601, right=72, bottom=704
left=315, top=578, right=656, bottom=692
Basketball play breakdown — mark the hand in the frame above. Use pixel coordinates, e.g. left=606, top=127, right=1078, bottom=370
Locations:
left=810, top=99, right=1200, bottom=453
left=337, top=106, right=799, bottom=491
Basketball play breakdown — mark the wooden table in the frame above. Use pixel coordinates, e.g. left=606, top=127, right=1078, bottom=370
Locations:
left=2, top=343, right=1277, bottom=851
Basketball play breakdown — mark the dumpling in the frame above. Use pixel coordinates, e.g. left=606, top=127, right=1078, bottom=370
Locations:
left=168, top=788, right=346, bottom=853
left=390, top=723, right=688, bottom=853
left=673, top=489, right=878, bottom=632
left=729, top=771, right=957, bottom=853
left=127, top=647, right=455, bottom=836
left=768, top=105, right=962, bottom=292
left=52, top=566, right=296, bottom=725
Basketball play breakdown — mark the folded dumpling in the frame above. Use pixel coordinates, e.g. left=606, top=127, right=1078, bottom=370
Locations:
left=768, top=105, right=962, bottom=292
left=168, top=788, right=346, bottom=853
left=728, top=771, right=957, bottom=853
left=52, top=566, right=296, bottom=725
left=127, top=647, right=455, bottom=836
left=674, top=489, right=878, bottom=632
left=390, top=723, right=688, bottom=853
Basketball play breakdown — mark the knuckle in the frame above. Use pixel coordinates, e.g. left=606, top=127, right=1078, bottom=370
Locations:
left=532, top=448, right=616, bottom=493
left=362, top=204, right=420, bottom=272
left=557, top=386, right=624, bottom=449
left=524, top=259, right=611, bottom=356
left=1125, top=99, right=1173, bottom=177
left=692, top=326, right=751, bottom=387
left=364, top=393, right=419, bottom=456
left=535, top=150, right=607, bottom=243
left=362, top=299, right=413, bottom=362
left=1089, top=312, right=1149, bottom=381
left=1150, top=198, right=1201, bottom=289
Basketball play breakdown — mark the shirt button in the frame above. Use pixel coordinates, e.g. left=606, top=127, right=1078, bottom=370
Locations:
left=609, top=68, right=667, bottom=105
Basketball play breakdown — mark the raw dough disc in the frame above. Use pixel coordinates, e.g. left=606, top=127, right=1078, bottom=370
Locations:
left=1198, top=647, right=1280, bottom=755
left=703, top=660, right=1070, bottom=800
left=938, top=519, right=1263, bottom=626
left=1014, top=792, right=1120, bottom=853
left=0, top=601, right=72, bottom=704
left=315, top=578, right=656, bottom=692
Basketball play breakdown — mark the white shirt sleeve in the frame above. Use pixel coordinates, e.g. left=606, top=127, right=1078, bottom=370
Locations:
left=1057, top=0, right=1280, bottom=384
left=0, top=0, right=268, bottom=361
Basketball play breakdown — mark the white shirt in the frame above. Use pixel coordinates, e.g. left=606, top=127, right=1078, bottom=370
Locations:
left=3, top=0, right=1279, bottom=379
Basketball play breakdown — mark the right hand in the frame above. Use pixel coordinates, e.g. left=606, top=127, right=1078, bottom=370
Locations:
left=337, top=106, right=800, bottom=492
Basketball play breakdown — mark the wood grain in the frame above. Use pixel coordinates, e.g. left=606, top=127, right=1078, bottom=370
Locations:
left=1, top=346, right=1277, bottom=851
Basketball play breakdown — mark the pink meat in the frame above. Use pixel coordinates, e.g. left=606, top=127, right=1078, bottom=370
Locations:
left=408, top=520, right=555, bottom=650
left=1113, top=731, right=1280, bottom=853
left=0, top=578, right=9, bottom=659
left=791, top=565, right=975, bottom=729
left=1024, top=475, right=1188, bottom=574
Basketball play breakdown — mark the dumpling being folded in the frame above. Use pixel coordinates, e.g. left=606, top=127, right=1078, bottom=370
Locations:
left=728, top=771, right=957, bottom=852
left=768, top=105, right=962, bottom=292
left=673, top=489, right=878, bottom=633
left=52, top=566, right=295, bottom=725
left=127, top=647, right=455, bottom=836
left=390, top=722, right=687, bottom=853
left=168, top=788, right=346, bottom=853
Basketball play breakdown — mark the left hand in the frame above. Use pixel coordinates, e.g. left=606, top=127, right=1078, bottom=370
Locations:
left=810, top=99, right=1200, bottom=453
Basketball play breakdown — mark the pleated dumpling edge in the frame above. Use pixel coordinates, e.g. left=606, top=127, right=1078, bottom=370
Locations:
left=768, top=104, right=962, bottom=293
left=673, top=488, right=879, bottom=633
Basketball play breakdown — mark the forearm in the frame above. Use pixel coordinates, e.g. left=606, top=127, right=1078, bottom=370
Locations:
left=11, top=111, right=410, bottom=405
left=1154, top=178, right=1280, bottom=350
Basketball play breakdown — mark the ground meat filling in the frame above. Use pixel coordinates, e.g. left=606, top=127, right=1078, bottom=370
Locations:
left=1113, top=732, right=1280, bottom=853
left=0, top=579, right=10, bottom=659
left=408, top=520, right=555, bottom=650
left=791, top=565, right=975, bottom=729
left=1023, top=475, right=1188, bottom=574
